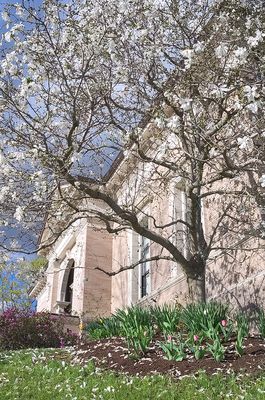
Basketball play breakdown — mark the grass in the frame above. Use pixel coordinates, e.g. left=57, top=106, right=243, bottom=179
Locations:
left=1, top=348, right=265, bottom=400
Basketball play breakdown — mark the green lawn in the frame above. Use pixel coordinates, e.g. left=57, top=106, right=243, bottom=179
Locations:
left=1, top=349, right=265, bottom=400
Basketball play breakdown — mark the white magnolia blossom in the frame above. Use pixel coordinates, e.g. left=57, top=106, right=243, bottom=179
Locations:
left=167, top=115, right=180, bottom=130
left=0, top=186, right=9, bottom=202
left=181, top=48, right=194, bottom=69
left=226, top=47, right=248, bottom=69
left=14, top=206, right=24, bottom=222
left=260, top=175, right=265, bottom=188
left=246, top=101, right=259, bottom=114
left=215, top=43, right=229, bottom=59
left=154, top=117, right=166, bottom=129
left=4, top=31, right=12, bottom=43
left=237, top=136, right=254, bottom=151
left=179, top=98, right=192, bottom=111
left=15, top=4, right=25, bottom=18
left=244, top=85, right=259, bottom=102
left=209, top=148, right=219, bottom=158
left=210, top=84, right=231, bottom=97
left=193, top=41, right=204, bottom=53
left=0, top=152, right=5, bottom=165
left=245, top=17, right=253, bottom=30
left=1, top=11, right=10, bottom=22
left=166, top=132, right=181, bottom=150
left=227, top=95, right=242, bottom=112
left=247, top=30, right=264, bottom=47
left=233, top=47, right=248, bottom=62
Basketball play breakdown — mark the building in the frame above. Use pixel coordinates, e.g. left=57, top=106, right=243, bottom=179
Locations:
left=29, top=122, right=265, bottom=324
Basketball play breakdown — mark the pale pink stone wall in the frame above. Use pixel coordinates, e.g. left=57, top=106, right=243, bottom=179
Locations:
left=36, top=223, right=113, bottom=321
left=202, top=174, right=265, bottom=309
left=150, top=193, right=173, bottom=294
left=82, top=226, right=112, bottom=320
left=206, top=242, right=265, bottom=310
left=36, top=266, right=57, bottom=313
left=111, top=230, right=129, bottom=312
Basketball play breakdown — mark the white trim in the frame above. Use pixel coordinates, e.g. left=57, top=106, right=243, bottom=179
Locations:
left=28, top=276, right=46, bottom=298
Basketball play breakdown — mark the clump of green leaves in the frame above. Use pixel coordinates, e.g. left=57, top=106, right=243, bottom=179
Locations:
left=115, top=306, right=153, bottom=356
left=207, top=334, right=226, bottom=362
left=159, top=334, right=186, bottom=361
left=181, top=301, right=228, bottom=337
left=115, top=306, right=152, bottom=331
left=256, top=309, right=265, bottom=338
left=188, top=334, right=206, bottom=360
left=235, top=327, right=245, bottom=357
left=220, top=319, right=234, bottom=342
left=125, top=325, right=153, bottom=357
left=86, top=316, right=121, bottom=340
left=151, top=304, right=182, bottom=335
left=235, top=312, right=249, bottom=338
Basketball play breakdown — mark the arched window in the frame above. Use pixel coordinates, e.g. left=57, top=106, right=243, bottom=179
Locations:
left=64, top=262, right=74, bottom=313
left=59, top=259, right=75, bottom=314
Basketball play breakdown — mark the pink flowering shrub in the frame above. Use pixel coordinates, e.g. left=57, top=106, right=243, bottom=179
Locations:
left=0, top=307, right=78, bottom=350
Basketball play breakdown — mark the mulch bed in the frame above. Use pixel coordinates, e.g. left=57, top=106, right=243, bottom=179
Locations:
left=72, top=335, right=265, bottom=378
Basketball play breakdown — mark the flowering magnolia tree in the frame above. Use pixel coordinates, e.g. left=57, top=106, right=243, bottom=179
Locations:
left=0, top=0, right=264, bottom=302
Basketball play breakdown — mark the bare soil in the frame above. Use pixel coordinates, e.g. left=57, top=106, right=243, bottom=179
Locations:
left=72, top=336, right=265, bottom=378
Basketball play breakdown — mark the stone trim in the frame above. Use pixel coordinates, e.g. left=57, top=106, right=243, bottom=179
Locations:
left=28, top=276, right=47, bottom=298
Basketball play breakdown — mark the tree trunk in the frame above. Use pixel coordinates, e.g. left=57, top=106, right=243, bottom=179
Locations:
left=185, top=258, right=206, bottom=303
left=186, top=273, right=206, bottom=303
